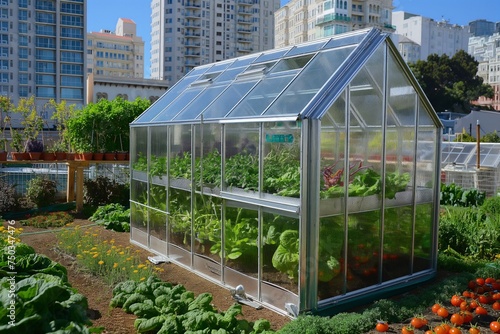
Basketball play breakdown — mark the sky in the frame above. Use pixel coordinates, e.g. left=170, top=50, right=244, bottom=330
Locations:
left=87, top=0, right=499, bottom=78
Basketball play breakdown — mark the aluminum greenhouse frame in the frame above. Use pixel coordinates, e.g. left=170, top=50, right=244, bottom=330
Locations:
left=129, top=28, right=443, bottom=316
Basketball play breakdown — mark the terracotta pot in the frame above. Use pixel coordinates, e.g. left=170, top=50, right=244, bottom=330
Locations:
left=42, top=152, right=56, bottom=161
left=93, top=152, right=104, bottom=161
left=0, top=151, right=6, bottom=161
left=76, top=152, right=93, bottom=161
left=55, top=152, right=67, bottom=160
left=115, top=152, right=127, bottom=161
left=28, top=152, right=42, bottom=160
left=104, top=152, right=116, bottom=161
left=66, top=152, right=76, bottom=161
left=11, top=152, right=30, bottom=161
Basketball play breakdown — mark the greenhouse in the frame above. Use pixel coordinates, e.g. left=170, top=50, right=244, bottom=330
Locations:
left=441, top=141, right=500, bottom=196
left=129, top=28, right=442, bottom=316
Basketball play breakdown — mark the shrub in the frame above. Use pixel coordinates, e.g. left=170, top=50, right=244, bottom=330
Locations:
left=89, top=203, right=130, bottom=232
left=26, top=176, right=57, bottom=208
left=83, top=176, right=129, bottom=207
left=439, top=205, right=500, bottom=259
left=0, top=179, right=17, bottom=213
left=440, top=183, right=485, bottom=207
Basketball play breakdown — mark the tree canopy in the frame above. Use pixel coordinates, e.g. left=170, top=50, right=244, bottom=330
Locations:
left=409, top=50, right=494, bottom=113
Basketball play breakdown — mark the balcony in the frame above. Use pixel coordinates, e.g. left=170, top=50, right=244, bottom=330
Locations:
left=237, top=27, right=252, bottom=34
left=237, top=9, right=252, bottom=16
left=185, top=51, right=200, bottom=58
left=316, top=13, right=351, bottom=26
left=237, top=37, right=252, bottom=43
left=237, top=18, right=252, bottom=25
left=185, top=1, right=201, bottom=8
left=237, top=0, right=253, bottom=6
left=185, top=21, right=201, bottom=28
left=184, top=11, right=201, bottom=18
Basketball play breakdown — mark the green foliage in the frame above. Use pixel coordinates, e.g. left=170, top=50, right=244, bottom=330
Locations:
left=440, top=183, right=485, bottom=207
left=67, top=97, right=150, bottom=152
left=89, top=203, right=130, bottom=232
left=0, top=273, right=92, bottom=334
left=26, top=176, right=57, bottom=208
left=0, top=179, right=17, bottom=214
left=439, top=205, right=500, bottom=259
left=83, top=176, right=129, bottom=207
left=481, top=130, right=500, bottom=142
left=409, top=50, right=494, bottom=112
left=272, top=230, right=300, bottom=280
left=111, top=277, right=273, bottom=334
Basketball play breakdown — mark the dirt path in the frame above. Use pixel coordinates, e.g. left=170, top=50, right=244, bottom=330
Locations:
left=19, top=219, right=291, bottom=333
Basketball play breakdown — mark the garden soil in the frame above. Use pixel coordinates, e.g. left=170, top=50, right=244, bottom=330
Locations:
left=16, top=218, right=500, bottom=334
left=18, top=219, right=292, bottom=334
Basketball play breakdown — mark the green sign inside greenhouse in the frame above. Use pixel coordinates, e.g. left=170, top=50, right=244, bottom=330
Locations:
left=265, top=134, right=294, bottom=143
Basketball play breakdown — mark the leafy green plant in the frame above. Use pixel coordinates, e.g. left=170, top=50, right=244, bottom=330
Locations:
left=272, top=230, right=300, bottom=280
left=440, top=183, right=485, bottom=207
left=89, top=203, right=130, bottom=232
left=110, top=276, right=274, bottom=334
left=26, top=176, right=57, bottom=208
left=83, top=176, right=129, bottom=207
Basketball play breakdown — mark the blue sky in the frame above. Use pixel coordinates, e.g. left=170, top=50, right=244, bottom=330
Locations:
left=87, top=0, right=499, bottom=78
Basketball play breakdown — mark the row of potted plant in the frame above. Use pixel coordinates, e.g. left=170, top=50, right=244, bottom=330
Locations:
left=0, top=96, right=149, bottom=162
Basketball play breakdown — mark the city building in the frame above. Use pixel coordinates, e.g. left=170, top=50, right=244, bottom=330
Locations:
left=149, top=0, right=280, bottom=86
left=274, top=0, right=395, bottom=48
left=86, top=73, right=168, bottom=104
left=392, top=11, right=470, bottom=63
left=469, top=33, right=500, bottom=111
left=468, top=19, right=496, bottom=37
left=0, top=0, right=86, bottom=121
left=87, top=18, right=145, bottom=79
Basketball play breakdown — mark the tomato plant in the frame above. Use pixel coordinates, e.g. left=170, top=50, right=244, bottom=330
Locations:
left=375, top=320, right=389, bottom=332
left=476, top=277, right=485, bottom=286
left=493, top=301, right=500, bottom=311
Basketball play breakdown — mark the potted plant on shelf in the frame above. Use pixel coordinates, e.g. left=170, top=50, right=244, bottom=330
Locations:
left=26, top=139, right=44, bottom=160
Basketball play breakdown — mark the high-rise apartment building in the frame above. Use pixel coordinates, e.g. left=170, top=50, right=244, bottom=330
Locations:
left=150, top=0, right=280, bottom=86
left=469, top=19, right=496, bottom=37
left=392, top=12, right=470, bottom=63
left=87, top=18, right=145, bottom=78
left=469, top=33, right=500, bottom=110
left=0, top=0, right=86, bottom=113
left=274, top=0, right=394, bottom=48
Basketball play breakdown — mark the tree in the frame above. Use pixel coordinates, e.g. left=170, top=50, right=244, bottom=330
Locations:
left=409, top=50, right=494, bottom=113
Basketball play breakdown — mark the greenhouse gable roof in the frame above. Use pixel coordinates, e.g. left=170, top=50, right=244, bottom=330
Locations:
left=132, top=28, right=437, bottom=126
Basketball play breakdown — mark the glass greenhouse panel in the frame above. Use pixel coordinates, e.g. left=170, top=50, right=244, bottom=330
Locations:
left=168, top=188, right=192, bottom=263
left=193, top=194, right=222, bottom=281
left=150, top=127, right=168, bottom=183
left=131, top=201, right=147, bottom=245
left=383, top=207, right=412, bottom=280
left=263, top=122, right=301, bottom=198
left=199, top=123, right=222, bottom=193
left=154, top=87, right=204, bottom=122
left=261, top=211, right=299, bottom=305
left=173, top=85, right=227, bottom=121
left=226, top=73, right=297, bottom=118
left=224, top=206, right=259, bottom=298
left=264, top=46, right=356, bottom=117
left=199, top=80, right=258, bottom=120
left=149, top=208, right=167, bottom=253
left=134, top=75, right=201, bottom=123
left=224, top=123, right=259, bottom=193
